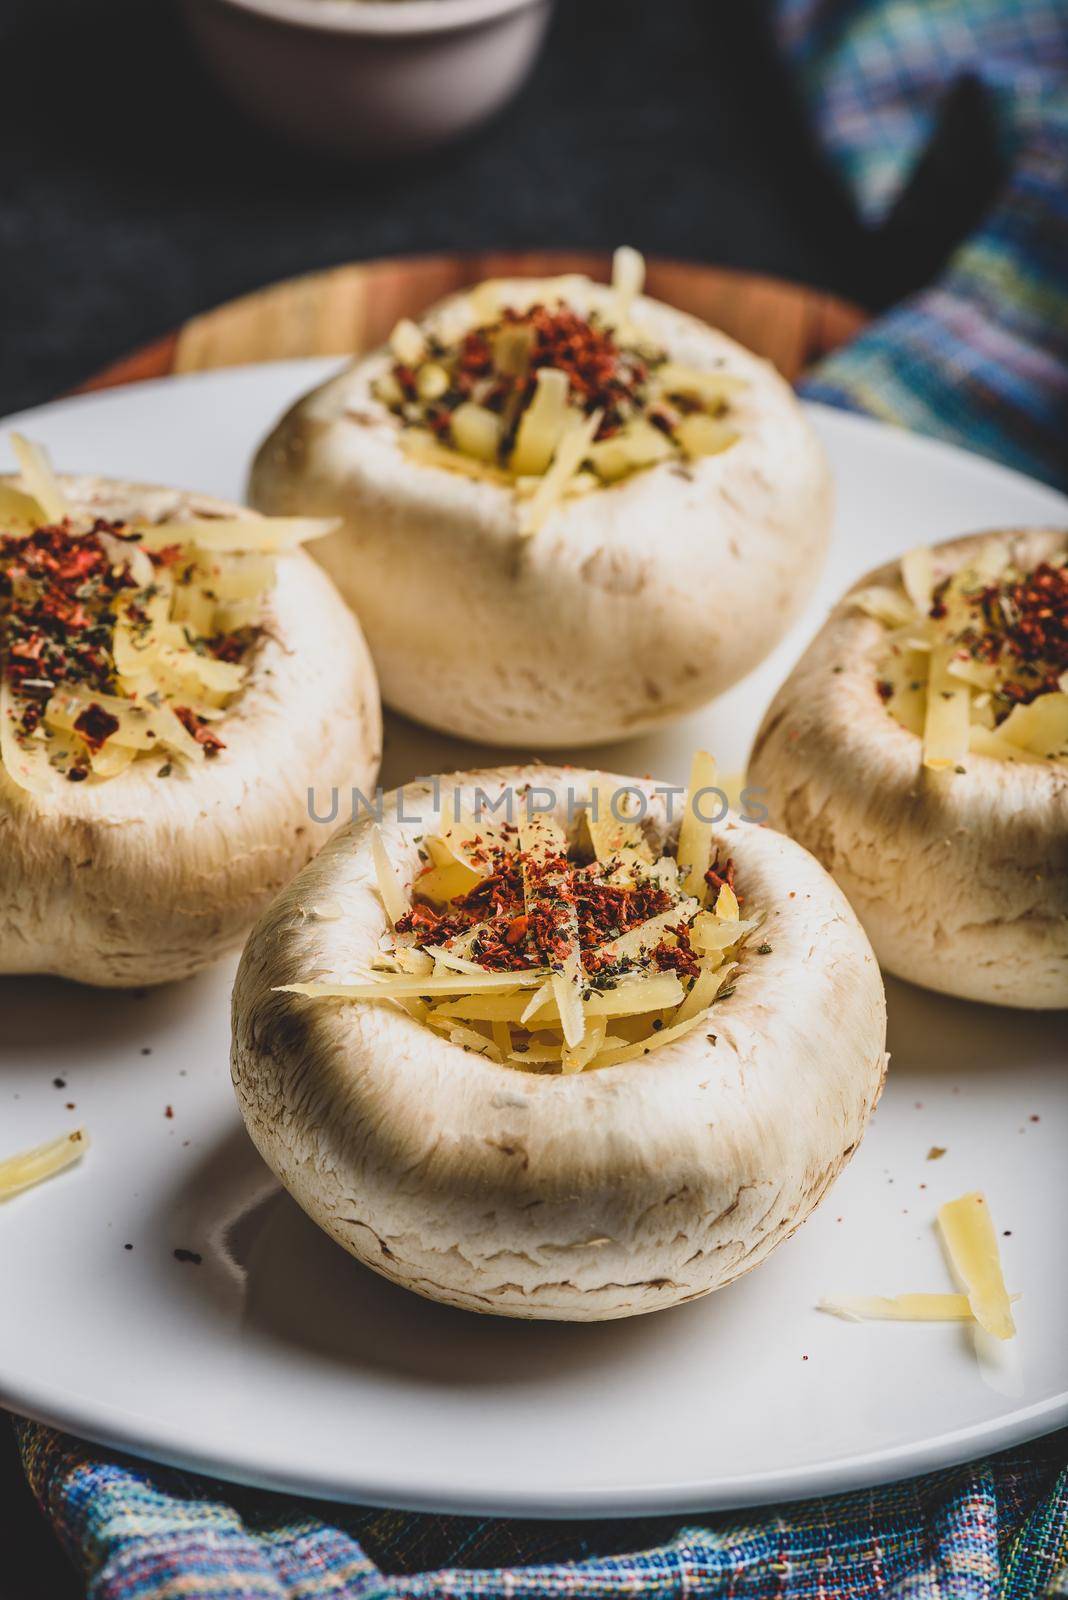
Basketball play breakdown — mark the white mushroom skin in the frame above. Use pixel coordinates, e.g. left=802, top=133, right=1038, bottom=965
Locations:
left=232, top=766, right=887, bottom=1321
left=248, top=278, right=833, bottom=747
left=749, top=529, right=1068, bottom=1010
left=0, top=475, right=382, bottom=987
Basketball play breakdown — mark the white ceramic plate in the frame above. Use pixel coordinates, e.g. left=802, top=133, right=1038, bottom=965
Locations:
left=1, top=362, right=1065, bottom=1517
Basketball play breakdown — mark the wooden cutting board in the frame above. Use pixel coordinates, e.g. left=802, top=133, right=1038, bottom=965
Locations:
left=77, top=252, right=867, bottom=393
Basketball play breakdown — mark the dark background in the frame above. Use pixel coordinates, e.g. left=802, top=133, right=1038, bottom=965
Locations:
left=0, top=0, right=996, bottom=1592
left=0, top=0, right=997, bottom=420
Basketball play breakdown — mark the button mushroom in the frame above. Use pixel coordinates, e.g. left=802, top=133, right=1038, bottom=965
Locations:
left=231, top=762, right=887, bottom=1320
left=748, top=528, right=1068, bottom=1009
left=248, top=256, right=832, bottom=748
left=0, top=464, right=381, bottom=986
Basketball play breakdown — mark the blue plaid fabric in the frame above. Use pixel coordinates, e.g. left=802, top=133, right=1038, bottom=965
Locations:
left=780, top=0, right=1068, bottom=489
left=13, top=2, right=1068, bottom=1594
left=14, top=1420, right=1068, bottom=1600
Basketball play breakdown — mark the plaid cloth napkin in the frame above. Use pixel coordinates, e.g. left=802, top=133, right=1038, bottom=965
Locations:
left=782, top=0, right=1068, bottom=490
left=12, top=1, right=1068, bottom=1594
left=14, top=1420, right=1068, bottom=1599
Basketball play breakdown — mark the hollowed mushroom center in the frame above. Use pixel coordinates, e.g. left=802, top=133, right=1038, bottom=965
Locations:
left=377, top=305, right=742, bottom=489
left=287, top=765, right=761, bottom=1077
left=370, top=256, right=746, bottom=533
left=0, top=441, right=325, bottom=794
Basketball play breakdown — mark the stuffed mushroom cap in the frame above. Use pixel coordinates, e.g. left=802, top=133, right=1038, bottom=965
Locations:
left=248, top=274, right=833, bottom=748
left=231, top=765, right=887, bottom=1321
left=0, top=474, right=382, bottom=987
left=749, top=528, right=1068, bottom=1010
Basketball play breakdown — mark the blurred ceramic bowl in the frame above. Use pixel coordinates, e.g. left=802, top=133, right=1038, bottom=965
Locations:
left=182, top=0, right=555, bottom=159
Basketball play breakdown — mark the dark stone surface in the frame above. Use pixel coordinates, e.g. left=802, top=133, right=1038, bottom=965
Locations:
left=0, top=0, right=878, bottom=419
left=1, top=1421, right=81, bottom=1598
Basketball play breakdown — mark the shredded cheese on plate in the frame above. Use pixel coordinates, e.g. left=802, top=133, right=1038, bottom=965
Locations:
left=0, top=1128, right=88, bottom=1201
left=820, top=1189, right=1018, bottom=1340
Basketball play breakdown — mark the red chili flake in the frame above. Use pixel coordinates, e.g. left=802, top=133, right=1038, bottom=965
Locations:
left=522, top=305, right=647, bottom=434
left=398, top=845, right=686, bottom=977
left=468, top=927, right=531, bottom=971
left=1, top=518, right=256, bottom=777
left=399, top=837, right=748, bottom=998
left=73, top=701, right=121, bottom=753
left=952, top=559, right=1067, bottom=715
left=397, top=850, right=528, bottom=967
left=651, top=921, right=701, bottom=979
left=148, top=543, right=185, bottom=569
left=648, top=404, right=681, bottom=435
left=704, top=855, right=742, bottom=905
left=0, top=521, right=138, bottom=736
left=524, top=851, right=579, bottom=969
left=174, top=706, right=226, bottom=756
left=929, top=578, right=950, bottom=621
left=578, top=877, right=672, bottom=966
left=456, top=331, right=493, bottom=380
left=426, top=407, right=453, bottom=438
left=388, top=304, right=656, bottom=451
left=209, top=631, right=249, bottom=664
left=398, top=901, right=450, bottom=938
